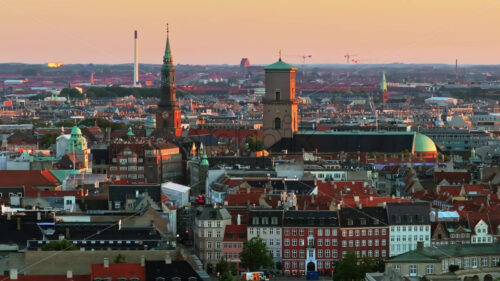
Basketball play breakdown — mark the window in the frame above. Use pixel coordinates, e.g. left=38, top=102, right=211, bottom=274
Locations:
left=300, top=250, right=305, bottom=258
left=481, top=257, right=489, bottom=267
left=318, top=229, right=323, bottom=236
left=409, top=264, right=417, bottom=276
left=333, top=229, right=338, bottom=236
left=275, top=89, right=281, bottom=101
left=375, top=229, right=379, bottom=236
left=284, top=250, right=290, bottom=258
left=207, top=241, right=212, bottom=249
left=271, top=217, right=278, bottom=225
left=284, top=239, right=289, bottom=246
left=325, top=239, right=330, bottom=246
left=299, top=229, right=304, bottom=236
left=292, top=250, right=297, bottom=258
left=274, top=118, right=281, bottom=130
left=318, top=239, right=323, bottom=246
left=426, top=265, right=434, bottom=274
left=285, top=229, right=290, bottom=235
left=292, top=228, right=297, bottom=236
left=325, top=229, right=330, bottom=236
left=318, top=250, right=323, bottom=258
left=292, top=239, right=297, bottom=246
left=325, top=250, right=331, bottom=258
left=262, top=217, right=269, bottom=225
left=472, top=257, right=478, bottom=268
left=392, top=265, right=401, bottom=273
left=464, top=258, right=470, bottom=268
left=333, top=239, right=338, bottom=246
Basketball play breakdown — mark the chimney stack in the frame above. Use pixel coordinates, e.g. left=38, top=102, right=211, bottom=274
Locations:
left=66, top=270, right=73, bottom=279
left=133, top=30, right=139, bottom=86
left=141, top=255, right=145, bottom=267
left=9, top=269, right=18, bottom=280
left=104, top=257, right=109, bottom=268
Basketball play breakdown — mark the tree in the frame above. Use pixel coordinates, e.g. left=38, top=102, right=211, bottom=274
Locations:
left=239, top=237, right=274, bottom=271
left=245, top=135, right=263, bottom=152
left=60, top=88, right=81, bottom=98
left=41, top=239, right=77, bottom=251
left=114, top=253, right=126, bottom=263
left=39, top=132, right=60, bottom=149
left=332, top=251, right=364, bottom=281
left=216, top=258, right=229, bottom=275
left=55, top=120, right=76, bottom=127
left=219, top=270, right=235, bottom=281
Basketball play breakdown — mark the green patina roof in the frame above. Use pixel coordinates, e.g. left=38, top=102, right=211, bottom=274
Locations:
left=70, top=126, right=82, bottom=136
left=200, top=152, right=209, bottom=166
left=387, top=243, right=500, bottom=263
left=414, top=133, right=437, bottom=153
left=264, top=59, right=296, bottom=70
left=381, top=71, right=388, bottom=92
left=163, top=28, right=173, bottom=62
left=50, top=169, right=79, bottom=182
left=126, top=127, right=135, bottom=136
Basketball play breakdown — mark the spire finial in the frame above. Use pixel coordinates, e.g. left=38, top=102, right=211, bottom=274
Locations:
left=167, top=23, right=169, bottom=37
left=279, top=49, right=282, bottom=61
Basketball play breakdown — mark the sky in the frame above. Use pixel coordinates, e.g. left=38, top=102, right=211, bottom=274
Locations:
left=0, top=0, right=499, bottom=65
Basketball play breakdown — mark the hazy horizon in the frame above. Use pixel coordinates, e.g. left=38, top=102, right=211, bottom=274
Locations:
left=1, top=0, right=499, bottom=65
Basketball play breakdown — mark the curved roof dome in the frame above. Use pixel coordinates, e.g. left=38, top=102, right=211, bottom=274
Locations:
left=414, top=133, right=437, bottom=153
left=71, top=126, right=82, bottom=136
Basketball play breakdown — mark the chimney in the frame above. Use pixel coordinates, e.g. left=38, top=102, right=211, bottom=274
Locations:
left=417, top=241, right=424, bottom=251
left=103, top=257, right=109, bottom=268
left=9, top=269, right=18, bottom=280
left=66, top=270, right=73, bottom=279
left=133, top=30, right=139, bottom=86
left=456, top=241, right=462, bottom=251
left=16, top=217, right=21, bottom=231
left=140, top=255, right=145, bottom=267
left=165, top=255, right=172, bottom=264
left=237, top=214, right=241, bottom=225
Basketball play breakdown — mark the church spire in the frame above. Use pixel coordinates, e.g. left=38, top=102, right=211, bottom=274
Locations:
left=163, top=23, right=173, bottom=63
left=381, top=71, right=387, bottom=92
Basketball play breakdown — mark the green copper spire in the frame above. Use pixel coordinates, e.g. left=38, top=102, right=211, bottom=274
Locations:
left=381, top=71, right=387, bottom=92
left=200, top=151, right=209, bottom=166
left=126, top=127, right=135, bottom=136
left=163, top=23, right=173, bottom=63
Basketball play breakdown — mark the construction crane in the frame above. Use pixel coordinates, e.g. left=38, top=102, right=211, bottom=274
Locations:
left=344, top=53, right=357, bottom=64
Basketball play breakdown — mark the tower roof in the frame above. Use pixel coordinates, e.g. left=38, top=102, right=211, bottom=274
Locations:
left=264, top=59, right=296, bottom=70
left=381, top=71, right=388, bottom=92
left=70, top=126, right=82, bottom=136
left=200, top=152, right=209, bottom=166
left=163, top=24, right=173, bottom=63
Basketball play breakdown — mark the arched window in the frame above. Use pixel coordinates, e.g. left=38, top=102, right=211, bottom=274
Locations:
left=274, top=118, right=281, bottom=129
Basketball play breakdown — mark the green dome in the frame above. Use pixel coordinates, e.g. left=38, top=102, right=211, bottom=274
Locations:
left=414, top=133, right=437, bottom=153
left=126, top=127, right=135, bottom=136
left=264, top=59, right=296, bottom=70
left=71, top=126, right=82, bottom=136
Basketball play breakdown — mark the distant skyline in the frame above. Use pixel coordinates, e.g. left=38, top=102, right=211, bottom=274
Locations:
left=1, top=0, right=499, bottom=65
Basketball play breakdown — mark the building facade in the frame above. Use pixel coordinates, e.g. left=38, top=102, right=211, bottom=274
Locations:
left=386, top=202, right=431, bottom=256
left=247, top=209, right=284, bottom=263
left=194, top=207, right=232, bottom=273
left=338, top=206, right=389, bottom=260
left=282, top=211, right=340, bottom=276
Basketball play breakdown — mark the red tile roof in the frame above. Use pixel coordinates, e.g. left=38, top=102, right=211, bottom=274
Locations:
left=91, top=263, right=145, bottom=280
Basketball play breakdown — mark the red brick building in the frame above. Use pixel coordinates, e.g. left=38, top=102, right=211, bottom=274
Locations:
left=282, top=211, right=340, bottom=276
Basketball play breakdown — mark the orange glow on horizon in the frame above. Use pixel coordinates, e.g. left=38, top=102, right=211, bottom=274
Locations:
left=0, top=0, right=499, bottom=65
left=47, top=62, right=64, bottom=68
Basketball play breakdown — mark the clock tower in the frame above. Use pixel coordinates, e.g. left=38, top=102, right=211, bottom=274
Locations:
left=156, top=24, right=182, bottom=139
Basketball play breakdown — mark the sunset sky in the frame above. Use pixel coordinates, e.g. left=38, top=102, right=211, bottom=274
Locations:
left=1, top=0, right=499, bottom=65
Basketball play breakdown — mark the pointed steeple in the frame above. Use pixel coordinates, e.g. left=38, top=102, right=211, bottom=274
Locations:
left=381, top=71, right=387, bottom=92
left=163, top=23, right=173, bottom=63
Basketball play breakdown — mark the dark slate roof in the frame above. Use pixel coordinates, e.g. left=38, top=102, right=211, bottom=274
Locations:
left=145, top=260, right=203, bottom=281
left=197, top=207, right=231, bottom=221
left=269, top=131, right=415, bottom=153
left=283, top=210, right=339, bottom=227
left=338, top=207, right=388, bottom=228
left=271, top=180, right=315, bottom=194
left=208, top=157, right=274, bottom=170
left=386, top=202, right=431, bottom=225
left=248, top=209, right=284, bottom=226
left=108, top=185, right=162, bottom=209
left=388, top=243, right=500, bottom=262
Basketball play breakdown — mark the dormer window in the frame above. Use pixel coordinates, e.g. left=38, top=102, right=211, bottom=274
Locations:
left=360, top=218, right=366, bottom=225
left=347, top=218, right=353, bottom=226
